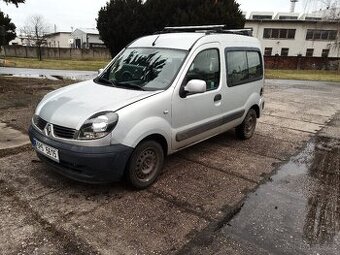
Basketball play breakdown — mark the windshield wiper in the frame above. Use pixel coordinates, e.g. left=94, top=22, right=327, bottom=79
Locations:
left=97, top=77, right=116, bottom=87
left=115, top=82, right=145, bottom=91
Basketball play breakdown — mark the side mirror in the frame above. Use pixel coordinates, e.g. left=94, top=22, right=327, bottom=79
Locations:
left=98, top=68, right=104, bottom=75
left=184, top=79, right=207, bottom=94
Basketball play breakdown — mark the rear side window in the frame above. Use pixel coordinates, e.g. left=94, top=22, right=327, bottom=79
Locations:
left=226, top=49, right=263, bottom=87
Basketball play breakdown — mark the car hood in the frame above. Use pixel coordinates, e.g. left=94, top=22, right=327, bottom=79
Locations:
left=36, top=80, right=160, bottom=130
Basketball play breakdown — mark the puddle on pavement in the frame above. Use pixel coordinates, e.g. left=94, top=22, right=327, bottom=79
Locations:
left=0, top=73, right=91, bottom=81
left=223, top=133, right=340, bottom=254
left=0, top=73, right=60, bottom=81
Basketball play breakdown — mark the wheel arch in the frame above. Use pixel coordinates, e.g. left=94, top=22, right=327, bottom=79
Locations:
left=138, top=134, right=168, bottom=156
left=250, top=104, right=260, bottom=118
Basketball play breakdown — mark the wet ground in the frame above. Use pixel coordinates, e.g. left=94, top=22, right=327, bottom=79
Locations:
left=0, top=67, right=97, bottom=81
left=0, top=78, right=340, bottom=254
left=181, top=113, right=340, bottom=255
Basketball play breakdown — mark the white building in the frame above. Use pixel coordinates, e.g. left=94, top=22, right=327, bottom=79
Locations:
left=246, top=12, right=340, bottom=58
left=71, top=28, right=105, bottom=49
left=45, top=32, right=72, bottom=48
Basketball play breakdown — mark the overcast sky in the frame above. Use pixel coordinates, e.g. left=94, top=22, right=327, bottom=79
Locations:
left=0, top=0, right=327, bottom=32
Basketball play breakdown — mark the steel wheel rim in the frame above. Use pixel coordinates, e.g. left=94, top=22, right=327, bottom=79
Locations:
left=245, top=114, right=256, bottom=135
left=135, top=148, right=158, bottom=182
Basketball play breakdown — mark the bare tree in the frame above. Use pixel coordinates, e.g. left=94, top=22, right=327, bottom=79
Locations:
left=20, top=15, right=50, bottom=61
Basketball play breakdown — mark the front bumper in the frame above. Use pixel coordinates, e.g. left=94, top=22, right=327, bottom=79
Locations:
left=28, top=125, right=133, bottom=184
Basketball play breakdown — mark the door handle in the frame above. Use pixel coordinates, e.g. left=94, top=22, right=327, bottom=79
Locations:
left=214, top=94, right=222, bottom=102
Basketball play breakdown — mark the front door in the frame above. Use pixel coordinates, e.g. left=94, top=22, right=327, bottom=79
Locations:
left=172, top=44, right=223, bottom=150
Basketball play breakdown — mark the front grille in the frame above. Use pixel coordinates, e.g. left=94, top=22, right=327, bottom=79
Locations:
left=53, top=124, right=77, bottom=139
left=36, top=116, right=48, bottom=130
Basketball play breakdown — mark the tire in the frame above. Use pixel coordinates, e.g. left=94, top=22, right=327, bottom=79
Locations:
left=127, top=140, right=164, bottom=189
left=236, top=109, right=257, bottom=140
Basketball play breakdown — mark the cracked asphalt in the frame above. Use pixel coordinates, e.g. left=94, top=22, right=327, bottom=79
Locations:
left=0, top=78, right=340, bottom=254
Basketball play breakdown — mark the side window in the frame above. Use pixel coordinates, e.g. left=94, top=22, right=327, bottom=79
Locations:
left=226, top=51, right=248, bottom=86
left=226, top=49, right=263, bottom=87
left=247, top=51, right=262, bottom=79
left=185, top=49, right=220, bottom=91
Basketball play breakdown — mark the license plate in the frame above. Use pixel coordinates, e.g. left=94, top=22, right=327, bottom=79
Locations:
left=34, top=139, right=59, bottom=163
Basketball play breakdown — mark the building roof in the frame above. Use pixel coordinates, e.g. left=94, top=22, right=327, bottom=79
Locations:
left=45, top=32, right=71, bottom=37
left=75, top=28, right=100, bottom=35
left=246, top=19, right=340, bottom=25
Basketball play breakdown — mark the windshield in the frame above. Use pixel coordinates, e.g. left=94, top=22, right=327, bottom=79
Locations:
left=96, top=48, right=187, bottom=91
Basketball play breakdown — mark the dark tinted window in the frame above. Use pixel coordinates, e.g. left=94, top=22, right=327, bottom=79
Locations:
left=253, top=15, right=272, bottom=20
left=329, top=31, right=337, bottom=40
left=288, top=29, right=296, bottom=39
left=263, top=28, right=295, bottom=39
left=227, top=51, right=248, bottom=86
left=279, top=29, right=288, bottom=39
left=306, top=29, right=338, bottom=40
left=306, top=48, right=314, bottom=57
left=281, top=48, right=289, bottom=56
left=226, top=49, right=263, bottom=87
left=263, top=28, right=271, bottom=39
left=271, top=29, right=279, bottom=38
left=247, top=52, right=262, bottom=79
left=306, top=30, right=313, bottom=40
left=185, top=49, right=220, bottom=91
left=314, top=30, right=321, bottom=40
left=322, top=49, right=330, bottom=57
left=264, top=47, right=272, bottom=56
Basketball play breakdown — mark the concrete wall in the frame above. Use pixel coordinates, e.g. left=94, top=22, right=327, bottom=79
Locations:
left=265, top=56, right=340, bottom=70
left=246, top=20, right=340, bottom=57
left=2, top=45, right=111, bottom=60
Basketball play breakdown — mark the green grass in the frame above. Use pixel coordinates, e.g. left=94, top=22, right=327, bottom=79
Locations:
left=2, top=57, right=340, bottom=82
left=2, top=57, right=109, bottom=71
left=265, top=69, right=340, bottom=82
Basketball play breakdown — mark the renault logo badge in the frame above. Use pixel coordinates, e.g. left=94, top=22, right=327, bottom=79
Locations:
left=44, top=123, right=53, bottom=136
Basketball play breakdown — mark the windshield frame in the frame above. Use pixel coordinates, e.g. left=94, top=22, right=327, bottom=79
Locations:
left=94, top=47, right=189, bottom=91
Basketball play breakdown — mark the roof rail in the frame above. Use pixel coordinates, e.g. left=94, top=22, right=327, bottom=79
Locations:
left=159, top=25, right=253, bottom=36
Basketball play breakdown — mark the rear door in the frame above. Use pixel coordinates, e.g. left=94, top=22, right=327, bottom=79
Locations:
left=221, top=48, right=263, bottom=123
left=171, top=43, right=223, bottom=150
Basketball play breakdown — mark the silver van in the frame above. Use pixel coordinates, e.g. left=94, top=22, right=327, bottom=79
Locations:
left=29, top=26, right=265, bottom=188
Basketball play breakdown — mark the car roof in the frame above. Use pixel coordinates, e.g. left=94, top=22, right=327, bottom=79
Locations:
left=128, top=32, right=261, bottom=51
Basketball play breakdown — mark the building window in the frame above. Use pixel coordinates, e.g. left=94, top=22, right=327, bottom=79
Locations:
left=264, top=47, right=273, bottom=56
left=281, top=48, right=289, bottom=56
left=252, top=15, right=272, bottom=20
left=322, top=49, right=330, bottom=57
left=306, top=48, right=314, bottom=57
left=305, top=17, right=322, bottom=21
left=279, top=16, right=298, bottom=20
left=306, top=29, right=337, bottom=40
left=263, top=28, right=296, bottom=39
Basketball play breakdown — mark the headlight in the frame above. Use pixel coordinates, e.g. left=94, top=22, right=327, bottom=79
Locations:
left=78, top=112, right=119, bottom=140
left=32, top=114, right=39, bottom=125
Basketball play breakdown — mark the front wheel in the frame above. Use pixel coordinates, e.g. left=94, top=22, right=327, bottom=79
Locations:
left=236, top=109, right=257, bottom=140
left=127, top=140, right=164, bottom=189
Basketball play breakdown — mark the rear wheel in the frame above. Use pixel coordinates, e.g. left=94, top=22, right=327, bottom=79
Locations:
left=127, top=140, right=164, bottom=189
left=236, top=109, right=257, bottom=140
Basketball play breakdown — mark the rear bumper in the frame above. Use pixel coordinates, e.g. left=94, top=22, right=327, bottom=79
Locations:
left=28, top=125, right=133, bottom=184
